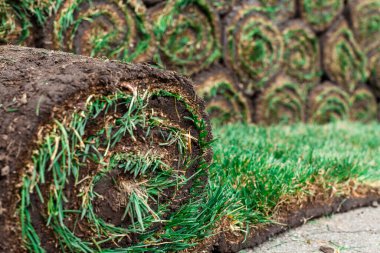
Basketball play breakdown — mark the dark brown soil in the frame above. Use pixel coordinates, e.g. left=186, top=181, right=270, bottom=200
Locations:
left=142, top=0, right=165, bottom=8
left=209, top=191, right=380, bottom=253
left=0, top=45, right=212, bottom=252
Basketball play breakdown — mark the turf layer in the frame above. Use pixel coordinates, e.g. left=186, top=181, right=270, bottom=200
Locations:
left=205, top=121, right=380, bottom=251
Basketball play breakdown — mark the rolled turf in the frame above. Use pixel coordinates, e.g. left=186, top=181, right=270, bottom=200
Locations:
left=308, top=82, right=350, bottom=124
left=193, top=65, right=251, bottom=125
left=151, top=0, right=221, bottom=76
left=0, top=45, right=214, bottom=252
left=299, top=0, right=344, bottom=32
left=224, top=0, right=284, bottom=94
left=281, top=19, right=321, bottom=91
left=350, top=86, right=378, bottom=123
left=348, top=0, right=380, bottom=55
left=23, top=0, right=153, bottom=62
left=322, top=17, right=368, bottom=93
left=254, top=74, right=305, bottom=125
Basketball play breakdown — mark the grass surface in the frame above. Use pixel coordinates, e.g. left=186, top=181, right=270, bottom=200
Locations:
left=210, top=122, right=380, bottom=231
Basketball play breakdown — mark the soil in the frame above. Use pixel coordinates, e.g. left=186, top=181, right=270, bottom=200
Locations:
left=0, top=45, right=212, bottom=252
left=208, top=191, right=380, bottom=253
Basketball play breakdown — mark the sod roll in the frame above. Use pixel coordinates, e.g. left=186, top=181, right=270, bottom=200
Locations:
left=350, top=86, right=378, bottom=122
left=224, top=1, right=284, bottom=94
left=0, top=0, right=33, bottom=45
left=308, top=82, right=350, bottom=124
left=151, top=0, right=221, bottom=76
left=193, top=65, right=251, bottom=125
left=254, top=74, right=304, bottom=125
left=37, top=0, right=153, bottom=62
left=299, top=0, right=344, bottom=32
left=322, top=17, right=368, bottom=93
left=348, top=0, right=380, bottom=55
left=258, top=0, right=296, bottom=23
left=281, top=19, right=321, bottom=91
left=0, top=46, right=212, bottom=252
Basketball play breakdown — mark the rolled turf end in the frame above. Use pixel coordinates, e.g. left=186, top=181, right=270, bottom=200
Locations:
left=254, top=74, right=305, bottom=125
left=0, top=45, right=212, bottom=252
left=151, top=0, right=221, bottom=76
left=42, top=0, right=154, bottom=62
left=224, top=0, right=284, bottom=95
left=308, top=82, right=350, bottom=124
left=322, top=17, right=368, bottom=93
left=281, top=19, right=321, bottom=92
left=299, top=0, right=344, bottom=33
left=193, top=65, right=252, bottom=125
left=347, top=0, right=380, bottom=55
left=350, top=86, right=378, bottom=123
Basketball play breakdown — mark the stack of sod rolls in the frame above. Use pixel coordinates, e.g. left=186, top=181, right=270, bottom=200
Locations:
left=0, top=46, right=215, bottom=252
left=0, top=0, right=379, bottom=125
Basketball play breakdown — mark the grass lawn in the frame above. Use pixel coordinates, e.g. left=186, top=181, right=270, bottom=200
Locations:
left=209, top=121, right=380, bottom=235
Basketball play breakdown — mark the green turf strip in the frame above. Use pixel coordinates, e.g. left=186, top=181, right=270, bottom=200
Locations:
left=210, top=122, right=380, bottom=229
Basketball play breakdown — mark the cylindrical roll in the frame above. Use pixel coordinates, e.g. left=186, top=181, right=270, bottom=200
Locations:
left=322, top=18, right=368, bottom=93
left=299, top=0, right=344, bottom=32
left=308, top=82, right=350, bottom=124
left=348, top=0, right=380, bottom=55
left=0, top=0, right=33, bottom=45
left=193, top=65, right=251, bottom=125
left=151, top=0, right=221, bottom=76
left=224, top=1, right=284, bottom=94
left=254, top=74, right=305, bottom=125
left=281, top=19, right=321, bottom=91
left=350, top=86, right=378, bottom=122
left=41, top=0, right=153, bottom=62
left=0, top=46, right=212, bottom=252
left=258, top=0, right=296, bottom=23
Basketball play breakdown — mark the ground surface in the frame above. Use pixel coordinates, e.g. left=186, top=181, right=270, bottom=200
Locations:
left=243, top=205, right=380, bottom=253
